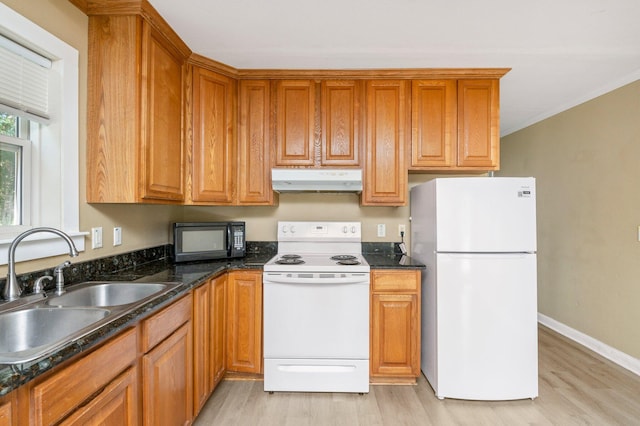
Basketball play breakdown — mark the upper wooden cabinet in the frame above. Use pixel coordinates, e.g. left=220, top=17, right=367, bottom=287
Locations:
left=362, top=80, right=410, bottom=206
left=87, top=12, right=189, bottom=203
left=189, top=66, right=236, bottom=204
left=238, top=80, right=276, bottom=205
left=457, top=79, right=500, bottom=169
left=275, top=80, right=316, bottom=166
left=321, top=80, right=362, bottom=166
left=411, top=79, right=500, bottom=171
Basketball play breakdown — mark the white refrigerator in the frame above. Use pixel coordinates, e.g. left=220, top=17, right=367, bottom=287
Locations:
left=410, top=177, right=538, bottom=401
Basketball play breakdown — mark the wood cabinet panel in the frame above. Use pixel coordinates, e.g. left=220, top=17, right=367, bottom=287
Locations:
left=140, top=22, right=185, bottom=201
left=142, top=322, right=193, bottom=426
left=86, top=15, right=186, bottom=203
left=0, top=392, right=16, bottom=426
left=227, top=271, right=262, bottom=374
left=61, top=367, right=138, bottom=426
left=275, top=80, right=316, bottom=166
left=362, top=80, right=409, bottom=206
left=371, top=293, right=420, bottom=378
left=191, top=67, right=236, bottom=203
left=192, top=275, right=227, bottom=417
left=192, top=282, right=211, bottom=415
left=370, top=270, right=421, bottom=383
left=211, top=275, right=227, bottom=387
left=238, top=80, right=275, bottom=205
left=29, top=328, right=137, bottom=425
left=321, top=80, right=361, bottom=166
left=142, top=294, right=191, bottom=352
left=457, top=79, right=499, bottom=169
left=411, top=80, right=457, bottom=168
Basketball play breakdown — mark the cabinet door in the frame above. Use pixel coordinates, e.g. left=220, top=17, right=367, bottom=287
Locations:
left=61, top=367, right=139, bottom=426
left=457, top=79, right=499, bottom=169
left=140, top=22, right=185, bottom=202
left=0, top=392, right=16, bottom=426
left=275, top=80, right=316, bottom=166
left=191, top=67, right=236, bottom=203
left=321, top=80, right=361, bottom=166
left=211, top=274, right=227, bottom=388
left=227, top=271, right=262, bottom=374
left=238, top=80, right=275, bottom=205
left=192, top=282, right=211, bottom=415
left=371, top=293, right=420, bottom=378
left=362, top=80, right=409, bottom=206
left=142, top=322, right=193, bottom=426
left=411, top=80, right=457, bottom=168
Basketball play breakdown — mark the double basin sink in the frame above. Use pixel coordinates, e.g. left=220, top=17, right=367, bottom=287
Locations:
left=0, top=281, right=181, bottom=364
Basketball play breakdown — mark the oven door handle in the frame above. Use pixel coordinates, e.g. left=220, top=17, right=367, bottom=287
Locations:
left=263, top=275, right=369, bottom=285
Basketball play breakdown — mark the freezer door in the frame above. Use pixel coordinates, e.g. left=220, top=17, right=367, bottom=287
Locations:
left=435, top=177, right=537, bottom=252
left=435, top=252, right=538, bottom=400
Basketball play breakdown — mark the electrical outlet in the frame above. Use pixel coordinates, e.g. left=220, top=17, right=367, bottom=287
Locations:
left=91, top=227, right=103, bottom=249
left=113, top=227, right=122, bottom=246
left=377, top=224, right=386, bottom=237
left=399, top=224, right=406, bottom=237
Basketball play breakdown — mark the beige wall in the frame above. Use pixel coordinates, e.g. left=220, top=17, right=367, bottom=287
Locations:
left=499, top=80, right=640, bottom=359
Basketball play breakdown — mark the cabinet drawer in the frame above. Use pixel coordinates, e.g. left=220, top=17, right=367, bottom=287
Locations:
left=30, top=327, right=137, bottom=426
left=371, top=270, right=420, bottom=292
left=142, top=293, right=191, bottom=353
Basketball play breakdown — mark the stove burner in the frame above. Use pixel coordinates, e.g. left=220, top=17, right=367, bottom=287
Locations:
left=280, top=254, right=302, bottom=259
left=336, top=259, right=361, bottom=266
left=330, top=255, right=357, bottom=261
left=275, top=258, right=305, bottom=265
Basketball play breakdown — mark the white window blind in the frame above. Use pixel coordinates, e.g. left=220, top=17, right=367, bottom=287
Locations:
left=0, top=33, right=51, bottom=121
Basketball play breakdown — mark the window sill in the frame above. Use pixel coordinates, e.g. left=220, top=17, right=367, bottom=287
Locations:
left=0, top=232, right=87, bottom=266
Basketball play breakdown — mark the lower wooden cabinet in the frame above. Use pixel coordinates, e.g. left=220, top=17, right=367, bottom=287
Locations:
left=227, top=270, right=263, bottom=374
left=193, top=274, right=227, bottom=417
left=141, top=294, right=193, bottom=426
left=27, top=327, right=138, bottom=425
left=61, top=367, right=138, bottom=426
left=0, top=392, right=17, bottom=426
left=370, top=270, right=421, bottom=383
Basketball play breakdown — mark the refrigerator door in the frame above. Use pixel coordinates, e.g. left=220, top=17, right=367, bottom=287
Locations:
left=435, top=252, right=538, bottom=400
left=435, top=177, right=536, bottom=253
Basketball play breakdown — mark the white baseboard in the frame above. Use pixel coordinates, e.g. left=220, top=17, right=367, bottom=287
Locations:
left=538, top=313, right=640, bottom=377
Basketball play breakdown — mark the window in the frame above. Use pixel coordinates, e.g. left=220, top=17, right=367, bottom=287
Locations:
left=0, top=3, right=84, bottom=265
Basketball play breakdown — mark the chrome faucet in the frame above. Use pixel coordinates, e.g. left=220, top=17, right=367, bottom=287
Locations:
left=3, top=227, right=80, bottom=301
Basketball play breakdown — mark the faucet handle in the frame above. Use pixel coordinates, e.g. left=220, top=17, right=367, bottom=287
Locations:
left=33, top=275, right=53, bottom=294
left=54, top=260, right=72, bottom=273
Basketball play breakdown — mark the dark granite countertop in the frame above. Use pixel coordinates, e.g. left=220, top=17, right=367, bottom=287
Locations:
left=0, top=243, right=422, bottom=395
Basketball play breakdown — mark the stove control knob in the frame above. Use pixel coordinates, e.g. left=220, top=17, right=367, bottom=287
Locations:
left=290, top=225, right=296, bottom=234
left=282, top=226, right=288, bottom=233
left=343, top=226, right=348, bottom=233
left=351, top=226, right=357, bottom=234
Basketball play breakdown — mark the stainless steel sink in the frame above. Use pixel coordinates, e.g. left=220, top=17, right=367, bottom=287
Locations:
left=0, top=281, right=181, bottom=364
left=47, top=282, right=174, bottom=307
left=0, top=307, right=111, bottom=364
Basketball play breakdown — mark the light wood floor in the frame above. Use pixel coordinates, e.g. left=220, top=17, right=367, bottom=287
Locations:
left=194, top=326, right=640, bottom=425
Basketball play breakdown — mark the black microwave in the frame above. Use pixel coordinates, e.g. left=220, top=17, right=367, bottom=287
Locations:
left=173, top=222, right=245, bottom=263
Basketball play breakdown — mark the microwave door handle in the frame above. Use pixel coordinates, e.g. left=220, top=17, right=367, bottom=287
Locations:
left=227, top=226, right=232, bottom=255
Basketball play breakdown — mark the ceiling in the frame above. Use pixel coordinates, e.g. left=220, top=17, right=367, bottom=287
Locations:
left=148, top=0, right=640, bottom=136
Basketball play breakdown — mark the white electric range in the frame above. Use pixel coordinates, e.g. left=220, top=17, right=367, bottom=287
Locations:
left=263, top=221, right=370, bottom=393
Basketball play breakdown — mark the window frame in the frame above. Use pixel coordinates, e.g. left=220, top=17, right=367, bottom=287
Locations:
left=0, top=3, right=85, bottom=266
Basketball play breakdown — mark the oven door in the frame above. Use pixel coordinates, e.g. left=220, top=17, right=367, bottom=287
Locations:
left=263, top=272, right=369, bottom=359
left=263, top=272, right=370, bottom=393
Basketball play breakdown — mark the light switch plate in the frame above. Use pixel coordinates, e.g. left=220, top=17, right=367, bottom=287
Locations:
left=113, top=227, right=122, bottom=246
left=377, top=224, right=386, bottom=237
left=91, top=227, right=103, bottom=249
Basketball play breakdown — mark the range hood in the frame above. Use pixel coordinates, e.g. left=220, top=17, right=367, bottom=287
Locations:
left=271, top=168, right=363, bottom=193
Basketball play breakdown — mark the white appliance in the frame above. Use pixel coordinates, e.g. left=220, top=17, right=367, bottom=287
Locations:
left=410, top=177, right=538, bottom=401
left=263, top=221, right=370, bottom=393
